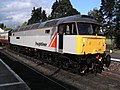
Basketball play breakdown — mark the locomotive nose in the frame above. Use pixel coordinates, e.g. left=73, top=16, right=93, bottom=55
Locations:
left=76, top=35, right=106, bottom=55
left=83, top=37, right=105, bottom=54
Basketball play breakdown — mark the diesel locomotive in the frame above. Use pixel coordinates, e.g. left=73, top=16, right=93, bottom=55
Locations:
left=9, top=15, right=111, bottom=74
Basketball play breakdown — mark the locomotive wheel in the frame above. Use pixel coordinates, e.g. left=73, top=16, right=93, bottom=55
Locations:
left=91, top=62, right=103, bottom=75
left=69, top=63, right=80, bottom=74
left=93, top=65, right=97, bottom=75
left=62, top=59, right=70, bottom=70
left=58, top=56, right=70, bottom=70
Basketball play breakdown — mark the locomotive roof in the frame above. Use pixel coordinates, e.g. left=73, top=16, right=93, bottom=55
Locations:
left=11, top=15, right=99, bottom=32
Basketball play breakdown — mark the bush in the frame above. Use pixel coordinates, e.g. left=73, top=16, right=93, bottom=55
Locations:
left=114, top=34, right=120, bottom=49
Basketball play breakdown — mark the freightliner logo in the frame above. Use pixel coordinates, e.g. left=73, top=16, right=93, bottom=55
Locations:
left=35, top=42, right=47, bottom=47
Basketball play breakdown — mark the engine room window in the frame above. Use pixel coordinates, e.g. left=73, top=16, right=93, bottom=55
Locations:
left=16, top=37, right=20, bottom=39
left=45, top=30, right=50, bottom=34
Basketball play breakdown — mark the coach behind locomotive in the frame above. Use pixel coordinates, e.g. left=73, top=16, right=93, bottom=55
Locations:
left=9, top=15, right=111, bottom=74
left=0, top=31, right=9, bottom=46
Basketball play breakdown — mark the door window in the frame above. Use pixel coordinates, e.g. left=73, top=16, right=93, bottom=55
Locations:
left=58, top=24, right=65, bottom=34
left=58, top=23, right=77, bottom=35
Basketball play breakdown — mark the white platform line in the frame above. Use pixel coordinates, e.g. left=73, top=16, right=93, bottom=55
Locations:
left=111, top=58, right=120, bottom=62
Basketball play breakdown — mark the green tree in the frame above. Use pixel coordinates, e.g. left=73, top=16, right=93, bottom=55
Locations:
left=28, top=7, right=47, bottom=25
left=115, top=0, right=120, bottom=31
left=100, top=0, right=115, bottom=34
left=4, top=28, right=12, bottom=31
left=0, top=23, right=12, bottom=31
left=50, top=0, right=59, bottom=19
left=0, top=23, right=6, bottom=29
left=99, top=0, right=116, bottom=49
left=21, top=22, right=28, bottom=26
left=50, top=0, right=80, bottom=19
left=114, top=0, right=120, bottom=49
left=88, top=8, right=103, bottom=22
left=41, top=10, right=47, bottom=22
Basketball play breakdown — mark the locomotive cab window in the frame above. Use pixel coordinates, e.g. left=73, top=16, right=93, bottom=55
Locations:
left=65, top=23, right=77, bottom=35
left=92, top=25, right=104, bottom=36
left=58, top=23, right=77, bottom=35
left=77, top=22, right=104, bottom=35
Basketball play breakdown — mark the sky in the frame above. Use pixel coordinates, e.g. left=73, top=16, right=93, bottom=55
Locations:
left=0, top=0, right=101, bottom=28
left=71, top=0, right=101, bottom=15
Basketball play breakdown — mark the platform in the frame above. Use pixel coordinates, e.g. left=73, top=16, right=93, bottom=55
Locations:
left=0, top=59, right=30, bottom=90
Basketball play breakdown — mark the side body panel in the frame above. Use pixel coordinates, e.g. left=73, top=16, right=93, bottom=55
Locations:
left=10, top=28, right=57, bottom=52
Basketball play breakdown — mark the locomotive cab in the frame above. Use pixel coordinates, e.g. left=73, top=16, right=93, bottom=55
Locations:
left=57, top=22, right=77, bottom=52
left=76, top=22, right=105, bottom=55
left=57, top=21, right=106, bottom=55
left=57, top=20, right=110, bottom=74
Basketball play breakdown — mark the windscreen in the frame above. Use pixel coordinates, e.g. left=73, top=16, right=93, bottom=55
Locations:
left=77, top=22, right=104, bottom=35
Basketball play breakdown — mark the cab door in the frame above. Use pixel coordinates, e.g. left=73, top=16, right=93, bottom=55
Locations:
left=57, top=24, right=65, bottom=53
left=57, top=23, right=77, bottom=53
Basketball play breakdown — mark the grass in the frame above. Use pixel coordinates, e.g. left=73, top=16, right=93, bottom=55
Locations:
left=106, top=39, right=120, bottom=54
left=106, top=48, right=120, bottom=54
left=111, top=49, right=120, bottom=54
left=106, top=39, right=112, bottom=45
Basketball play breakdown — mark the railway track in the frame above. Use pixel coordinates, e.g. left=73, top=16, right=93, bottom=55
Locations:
left=0, top=51, right=78, bottom=90
left=0, top=49, right=120, bottom=90
left=84, top=60, right=120, bottom=89
left=84, top=71, right=120, bottom=90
